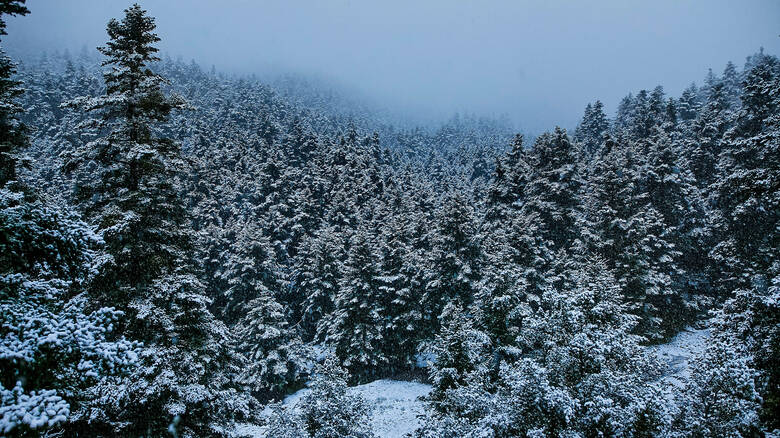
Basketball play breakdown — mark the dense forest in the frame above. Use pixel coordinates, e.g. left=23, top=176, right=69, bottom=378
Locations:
left=2, top=2, right=779, bottom=437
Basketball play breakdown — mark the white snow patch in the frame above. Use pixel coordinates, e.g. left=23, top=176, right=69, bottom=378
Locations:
left=651, top=325, right=710, bottom=388
left=350, top=380, right=431, bottom=437
left=236, top=379, right=431, bottom=438
left=414, top=351, right=436, bottom=369
left=233, top=423, right=265, bottom=438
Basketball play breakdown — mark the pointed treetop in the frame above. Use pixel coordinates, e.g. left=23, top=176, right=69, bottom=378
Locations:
left=99, top=3, right=161, bottom=68
left=0, top=0, right=28, bottom=37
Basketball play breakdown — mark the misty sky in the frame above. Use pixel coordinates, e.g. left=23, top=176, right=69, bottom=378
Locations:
left=5, top=0, right=780, bottom=132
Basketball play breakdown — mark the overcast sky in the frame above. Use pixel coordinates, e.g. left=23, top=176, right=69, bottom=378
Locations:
left=5, top=0, right=780, bottom=132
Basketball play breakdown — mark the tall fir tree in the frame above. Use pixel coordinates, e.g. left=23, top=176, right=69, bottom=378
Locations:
left=423, top=192, right=482, bottom=333
left=583, top=138, right=682, bottom=340
left=687, top=82, right=733, bottom=188
left=237, top=287, right=306, bottom=402
left=0, top=0, right=29, bottom=187
left=709, top=54, right=780, bottom=425
left=644, top=130, right=708, bottom=332
left=721, top=60, right=743, bottom=110
left=479, top=207, right=548, bottom=349
left=215, top=217, right=279, bottom=325
left=64, top=5, right=255, bottom=435
left=484, top=134, right=531, bottom=228
left=677, top=83, right=701, bottom=123
left=712, top=53, right=779, bottom=294
left=325, top=226, right=387, bottom=381
left=520, top=128, right=583, bottom=254
left=297, top=227, right=342, bottom=342
left=375, top=205, right=420, bottom=371
left=574, top=100, right=609, bottom=157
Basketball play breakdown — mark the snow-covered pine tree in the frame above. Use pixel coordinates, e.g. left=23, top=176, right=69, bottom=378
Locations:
left=297, top=227, right=343, bottom=342
left=520, top=127, right=583, bottom=254
left=478, top=208, right=547, bottom=349
left=282, top=116, right=318, bottom=168
left=677, top=83, right=701, bottom=123
left=275, top=356, right=375, bottom=438
left=208, top=217, right=305, bottom=401
left=216, top=217, right=279, bottom=325
left=711, top=52, right=779, bottom=296
left=581, top=138, right=634, bottom=261
left=708, top=271, right=780, bottom=429
left=479, top=134, right=553, bottom=352
left=620, top=205, right=680, bottom=341
left=576, top=103, right=594, bottom=141
left=419, top=258, right=667, bottom=437
left=423, top=192, right=482, bottom=333
left=686, top=82, right=733, bottom=188
left=710, top=71, right=780, bottom=422
left=325, top=226, right=387, bottom=380
left=649, top=86, right=670, bottom=124
left=63, top=5, right=256, bottom=435
left=237, top=287, right=306, bottom=402
left=264, top=402, right=307, bottom=438
left=0, top=185, right=142, bottom=437
left=0, top=0, right=29, bottom=188
left=721, top=60, right=743, bottom=110
left=485, top=157, right=510, bottom=223
left=612, top=87, right=672, bottom=143
left=644, top=130, right=709, bottom=331
left=374, top=202, right=419, bottom=372
left=674, top=337, right=763, bottom=437
left=0, top=7, right=139, bottom=435
left=613, top=93, right=636, bottom=137
left=384, top=179, right=431, bottom=366
left=425, top=302, right=491, bottom=415
left=701, top=67, right=719, bottom=102
left=632, top=89, right=654, bottom=140
left=582, top=138, right=682, bottom=340
left=664, top=96, right=679, bottom=131
left=575, top=100, right=609, bottom=157
left=484, top=133, right=531, bottom=227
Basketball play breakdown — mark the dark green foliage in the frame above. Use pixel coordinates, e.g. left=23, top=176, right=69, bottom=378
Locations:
left=520, top=128, right=583, bottom=253
left=0, top=189, right=141, bottom=438
left=61, top=5, right=258, bottom=436
left=423, top=193, right=483, bottom=332
left=711, top=54, right=779, bottom=294
left=575, top=100, right=609, bottom=157
left=238, top=288, right=306, bottom=402
left=0, top=0, right=28, bottom=187
left=325, top=228, right=388, bottom=381
left=4, top=7, right=780, bottom=433
left=267, top=357, right=375, bottom=438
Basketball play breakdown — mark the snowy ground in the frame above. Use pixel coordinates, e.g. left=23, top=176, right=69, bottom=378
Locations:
left=651, top=325, right=711, bottom=388
left=234, top=379, right=431, bottom=438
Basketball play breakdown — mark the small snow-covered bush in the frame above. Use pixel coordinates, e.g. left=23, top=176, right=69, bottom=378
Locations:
left=672, top=341, right=762, bottom=438
left=0, top=382, right=69, bottom=435
left=0, top=189, right=141, bottom=436
left=266, top=357, right=375, bottom=438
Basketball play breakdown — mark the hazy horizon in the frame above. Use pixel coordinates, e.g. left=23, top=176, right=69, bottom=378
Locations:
left=5, top=0, right=780, bottom=133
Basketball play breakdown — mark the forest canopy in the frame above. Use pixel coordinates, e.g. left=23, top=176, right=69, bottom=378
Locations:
left=1, top=2, right=779, bottom=437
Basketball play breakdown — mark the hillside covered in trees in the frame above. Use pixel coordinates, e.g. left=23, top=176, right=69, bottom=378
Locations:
left=2, top=2, right=779, bottom=437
